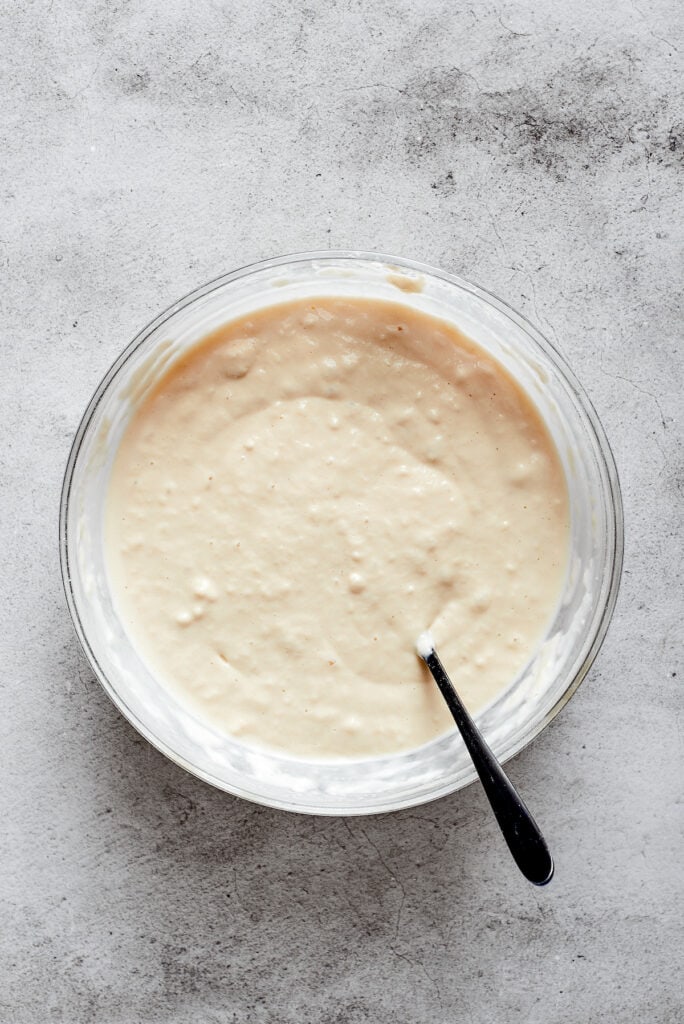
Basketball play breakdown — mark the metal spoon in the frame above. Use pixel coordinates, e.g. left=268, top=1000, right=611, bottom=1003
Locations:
left=416, top=632, right=554, bottom=886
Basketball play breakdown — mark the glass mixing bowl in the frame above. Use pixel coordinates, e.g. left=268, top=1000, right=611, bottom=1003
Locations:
left=60, top=252, right=623, bottom=814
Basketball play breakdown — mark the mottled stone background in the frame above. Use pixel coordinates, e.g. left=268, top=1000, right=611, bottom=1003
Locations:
left=1, top=1, right=682, bottom=1021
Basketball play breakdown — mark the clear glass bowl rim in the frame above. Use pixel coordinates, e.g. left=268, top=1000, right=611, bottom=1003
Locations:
left=59, top=249, right=624, bottom=814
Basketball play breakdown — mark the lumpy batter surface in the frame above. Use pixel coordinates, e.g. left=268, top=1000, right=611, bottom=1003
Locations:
left=106, top=297, right=569, bottom=758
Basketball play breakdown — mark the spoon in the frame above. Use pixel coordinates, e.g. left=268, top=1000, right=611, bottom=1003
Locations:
left=416, top=631, right=554, bottom=886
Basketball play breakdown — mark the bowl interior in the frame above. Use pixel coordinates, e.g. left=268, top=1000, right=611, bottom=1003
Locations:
left=60, top=252, right=622, bottom=814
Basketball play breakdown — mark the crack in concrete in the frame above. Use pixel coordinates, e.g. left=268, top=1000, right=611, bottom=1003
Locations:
left=598, top=343, right=668, bottom=469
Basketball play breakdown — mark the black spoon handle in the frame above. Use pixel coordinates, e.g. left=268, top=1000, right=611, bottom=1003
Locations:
left=422, top=647, right=554, bottom=886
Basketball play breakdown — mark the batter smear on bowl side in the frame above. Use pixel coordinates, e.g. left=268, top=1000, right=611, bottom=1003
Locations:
left=105, top=297, right=569, bottom=758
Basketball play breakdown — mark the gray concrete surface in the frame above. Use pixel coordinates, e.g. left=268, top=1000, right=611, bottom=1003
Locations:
left=2, top=1, right=682, bottom=1021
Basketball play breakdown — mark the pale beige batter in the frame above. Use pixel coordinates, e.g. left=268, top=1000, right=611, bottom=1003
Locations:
left=106, top=297, right=569, bottom=758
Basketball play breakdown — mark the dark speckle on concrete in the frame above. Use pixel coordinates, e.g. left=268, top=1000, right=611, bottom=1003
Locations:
left=122, top=69, right=151, bottom=95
